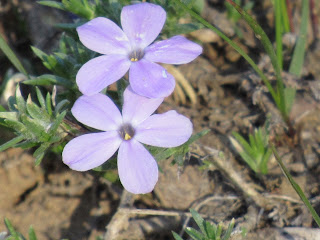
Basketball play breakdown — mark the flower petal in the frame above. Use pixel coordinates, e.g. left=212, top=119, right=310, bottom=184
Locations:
left=135, top=110, right=193, bottom=148
left=118, top=139, right=158, bottom=194
left=72, top=93, right=122, bottom=131
left=62, top=131, right=122, bottom=171
left=77, top=17, right=130, bottom=55
left=129, top=59, right=175, bottom=98
left=77, top=55, right=131, bottom=96
left=121, top=3, right=166, bottom=49
left=122, top=86, right=163, bottom=126
left=144, top=36, right=203, bottom=64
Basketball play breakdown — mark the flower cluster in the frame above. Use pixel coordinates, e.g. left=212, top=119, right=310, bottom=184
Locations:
left=62, top=2, right=202, bottom=194
left=76, top=2, right=202, bottom=98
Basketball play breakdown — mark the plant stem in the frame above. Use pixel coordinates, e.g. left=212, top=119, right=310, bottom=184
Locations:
left=275, top=0, right=283, bottom=70
left=225, top=0, right=286, bottom=117
left=281, top=0, right=291, bottom=33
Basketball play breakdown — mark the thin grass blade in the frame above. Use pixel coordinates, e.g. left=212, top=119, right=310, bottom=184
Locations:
left=225, top=0, right=286, bottom=117
left=280, top=0, right=290, bottom=32
left=0, top=33, right=28, bottom=76
left=271, top=145, right=320, bottom=227
left=171, top=0, right=277, bottom=104
left=289, top=0, right=309, bottom=76
left=275, top=0, right=283, bottom=70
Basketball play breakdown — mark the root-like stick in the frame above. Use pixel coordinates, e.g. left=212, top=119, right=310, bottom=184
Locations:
left=264, top=193, right=301, bottom=204
left=118, top=207, right=230, bottom=218
left=310, top=0, right=319, bottom=40
left=104, top=190, right=134, bottom=240
left=164, top=64, right=197, bottom=105
left=174, top=80, right=187, bottom=104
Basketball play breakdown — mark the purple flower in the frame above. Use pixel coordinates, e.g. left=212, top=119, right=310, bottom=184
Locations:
left=62, top=86, right=193, bottom=194
left=76, top=2, right=202, bottom=98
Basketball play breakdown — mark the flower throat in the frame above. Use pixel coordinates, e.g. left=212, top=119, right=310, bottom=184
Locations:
left=119, top=124, right=135, bottom=140
left=129, top=49, right=144, bottom=62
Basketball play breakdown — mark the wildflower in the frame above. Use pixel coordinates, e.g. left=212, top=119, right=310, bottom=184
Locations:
left=76, top=2, right=202, bottom=98
left=62, top=86, right=192, bottom=194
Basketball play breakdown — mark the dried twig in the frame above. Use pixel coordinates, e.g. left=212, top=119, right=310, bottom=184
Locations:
left=201, top=145, right=272, bottom=209
left=264, top=193, right=302, bottom=204
left=104, top=190, right=134, bottom=240
left=310, top=0, right=319, bottom=40
left=164, top=64, right=197, bottom=105
left=118, top=206, right=234, bottom=219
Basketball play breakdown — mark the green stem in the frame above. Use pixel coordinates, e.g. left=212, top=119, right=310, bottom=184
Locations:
left=171, top=0, right=277, bottom=102
left=271, top=145, right=320, bottom=227
left=0, top=135, right=24, bottom=152
left=280, top=0, right=291, bottom=33
left=224, top=0, right=287, bottom=121
left=275, top=0, right=283, bottom=70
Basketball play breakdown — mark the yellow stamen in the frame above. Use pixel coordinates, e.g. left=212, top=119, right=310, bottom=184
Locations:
left=124, top=133, right=132, bottom=140
left=130, top=58, right=138, bottom=62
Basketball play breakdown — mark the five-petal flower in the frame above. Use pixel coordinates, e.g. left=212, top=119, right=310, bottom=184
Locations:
left=76, top=2, right=202, bottom=99
left=62, top=87, right=193, bottom=194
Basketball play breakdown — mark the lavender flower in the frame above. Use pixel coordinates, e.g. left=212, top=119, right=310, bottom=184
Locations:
left=76, top=2, right=202, bottom=98
left=62, top=86, right=192, bottom=194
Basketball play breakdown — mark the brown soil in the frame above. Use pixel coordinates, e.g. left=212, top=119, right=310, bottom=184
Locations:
left=1, top=0, right=320, bottom=239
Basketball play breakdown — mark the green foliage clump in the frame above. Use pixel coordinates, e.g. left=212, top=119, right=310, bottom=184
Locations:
left=231, top=127, right=272, bottom=175
left=0, top=85, right=68, bottom=165
left=172, top=209, right=235, bottom=240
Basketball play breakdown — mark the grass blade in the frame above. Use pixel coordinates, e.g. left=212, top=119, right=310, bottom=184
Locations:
left=275, top=0, right=283, bottom=70
left=271, top=145, right=320, bottom=227
left=288, top=0, right=309, bottom=76
left=280, top=0, right=290, bottom=32
left=225, top=0, right=286, bottom=118
left=0, top=33, right=28, bottom=76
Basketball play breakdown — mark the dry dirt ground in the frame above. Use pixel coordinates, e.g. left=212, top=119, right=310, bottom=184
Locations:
left=1, top=0, right=320, bottom=239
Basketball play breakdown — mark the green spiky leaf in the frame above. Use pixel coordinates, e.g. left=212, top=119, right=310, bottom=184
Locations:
left=38, top=1, right=66, bottom=10
left=28, top=226, right=37, bottom=240
left=190, top=209, right=206, bottom=234
left=172, top=232, right=184, bottom=240
left=24, top=74, right=74, bottom=88
left=185, top=227, right=203, bottom=240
